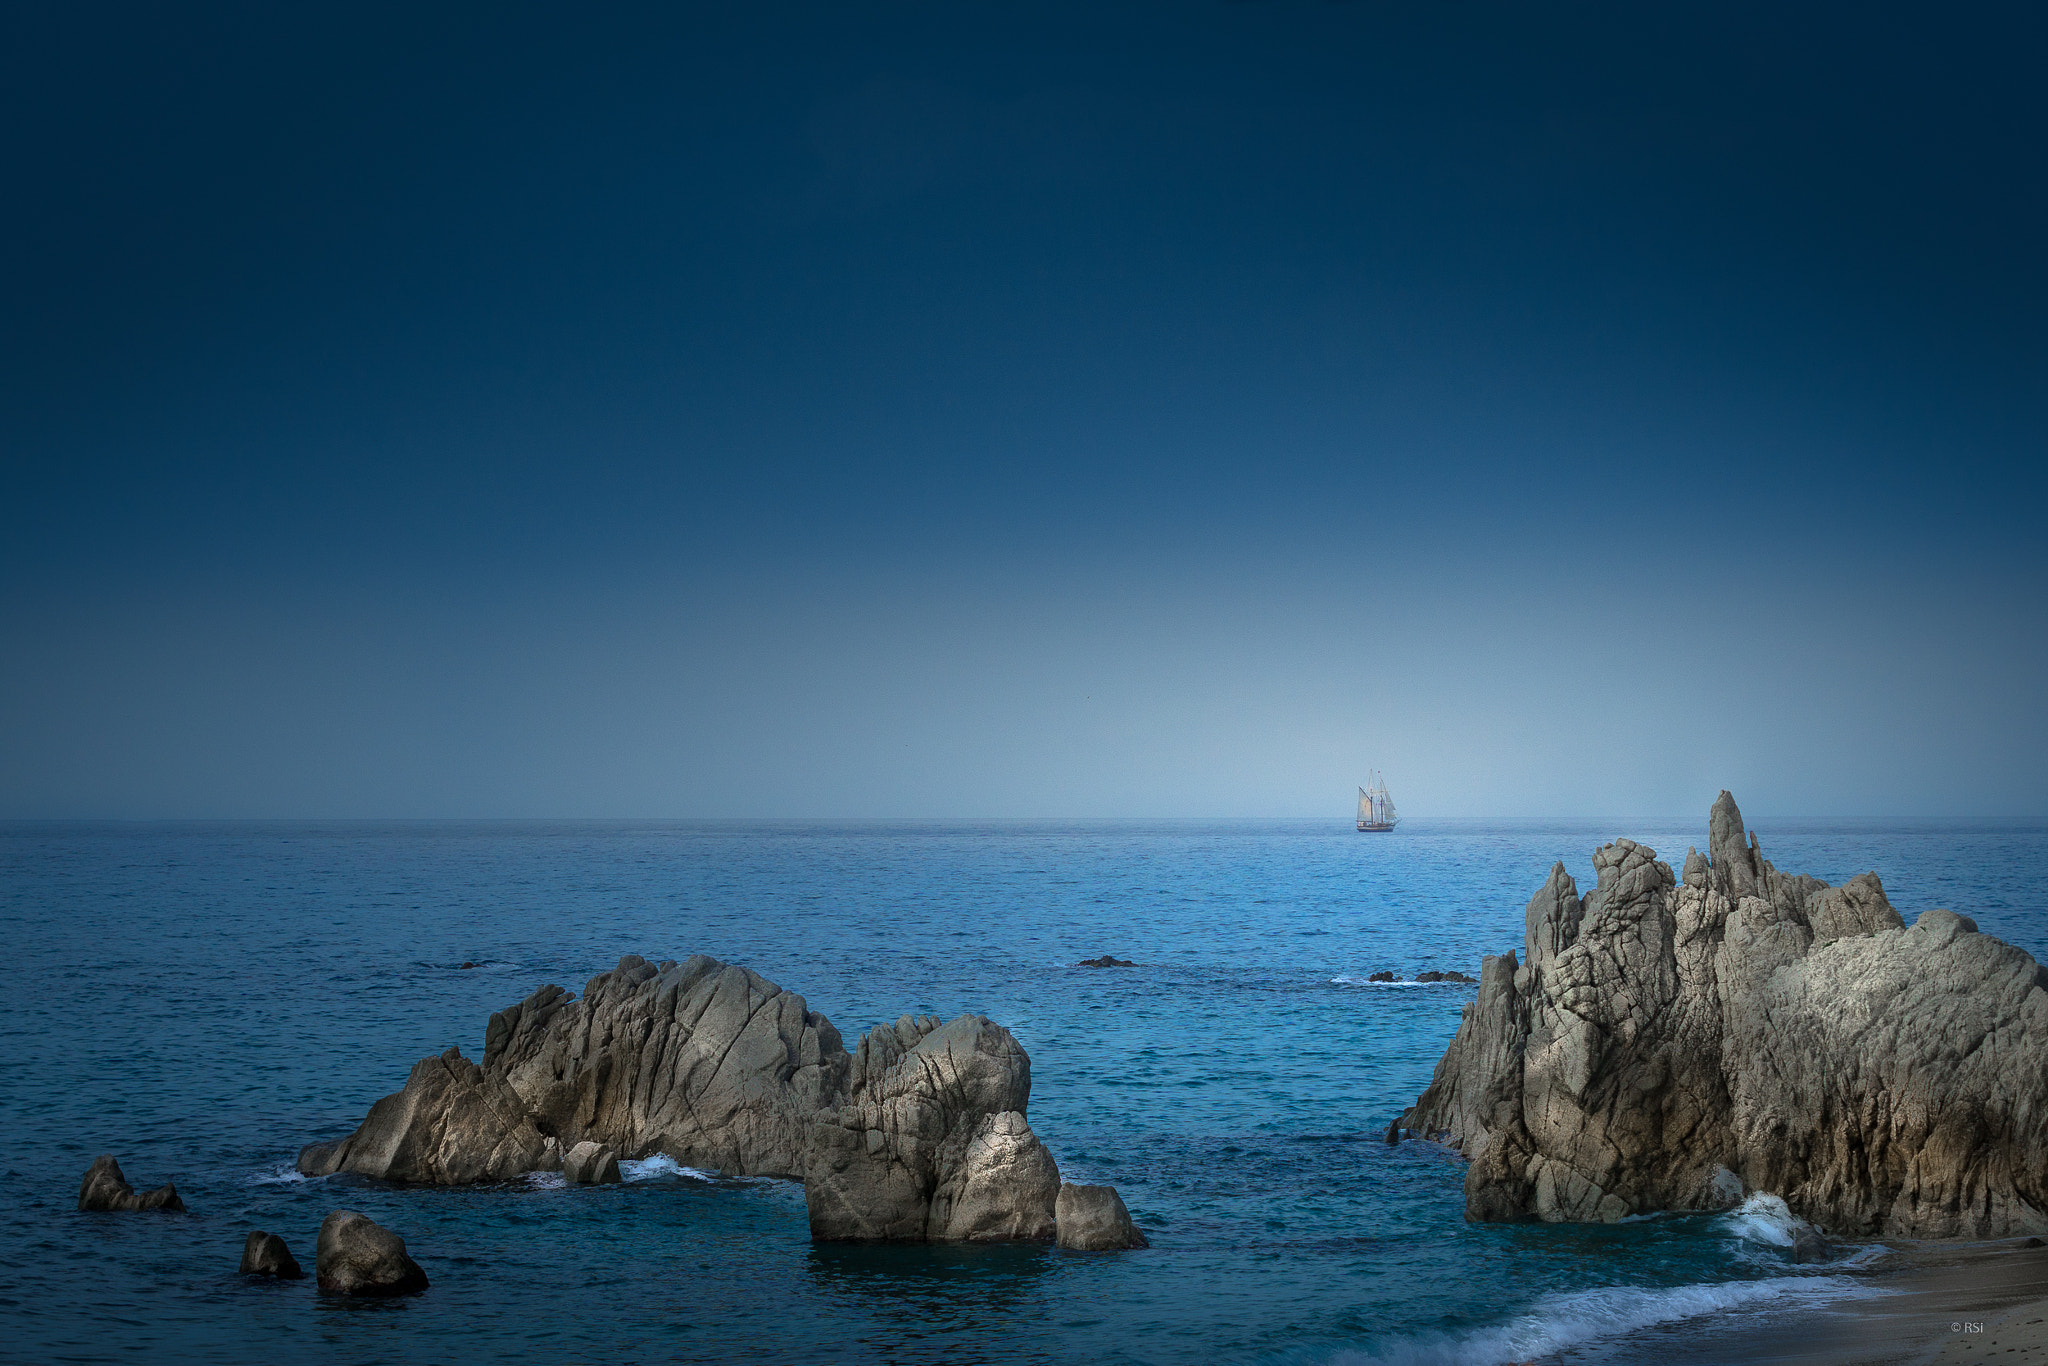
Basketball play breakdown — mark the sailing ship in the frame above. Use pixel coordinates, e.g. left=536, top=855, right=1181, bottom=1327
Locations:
left=1357, top=772, right=1399, bottom=832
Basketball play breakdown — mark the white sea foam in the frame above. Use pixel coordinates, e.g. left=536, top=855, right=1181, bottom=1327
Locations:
left=525, top=1170, right=568, bottom=1190
left=1329, top=976, right=1463, bottom=988
left=619, top=1154, right=718, bottom=1183
left=1335, top=1274, right=1881, bottom=1366
left=248, top=1163, right=312, bottom=1185
left=1721, top=1192, right=1809, bottom=1247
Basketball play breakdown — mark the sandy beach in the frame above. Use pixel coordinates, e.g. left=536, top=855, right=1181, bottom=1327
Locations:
left=1577, top=1239, right=2048, bottom=1366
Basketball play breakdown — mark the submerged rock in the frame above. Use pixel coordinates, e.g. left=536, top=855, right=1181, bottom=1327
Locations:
left=77, top=1155, right=185, bottom=1212
left=316, top=1210, right=429, bottom=1296
left=1396, top=793, right=2048, bottom=1239
left=1078, top=956, right=1135, bottom=968
left=563, top=1140, right=621, bottom=1184
left=806, top=1014, right=1060, bottom=1242
left=1055, top=1183, right=1148, bottom=1250
left=239, top=1230, right=303, bottom=1278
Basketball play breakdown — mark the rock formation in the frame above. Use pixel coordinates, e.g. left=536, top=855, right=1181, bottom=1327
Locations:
left=1055, top=1183, right=1149, bottom=1250
left=805, top=1014, right=1060, bottom=1242
left=239, top=1230, right=303, bottom=1278
left=563, top=1140, right=621, bottom=1184
left=77, top=1155, right=185, bottom=1212
left=298, top=1047, right=550, bottom=1183
left=1395, top=792, right=2048, bottom=1239
left=296, top=953, right=1120, bottom=1245
left=1078, top=956, right=1135, bottom=968
left=316, top=1210, right=429, bottom=1295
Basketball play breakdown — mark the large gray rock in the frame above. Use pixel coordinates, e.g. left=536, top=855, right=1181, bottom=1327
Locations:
left=77, top=1155, right=185, bottom=1212
left=486, top=955, right=851, bottom=1178
left=562, top=1140, right=621, bottom=1184
left=297, top=1046, right=549, bottom=1183
left=315, top=1210, right=429, bottom=1296
left=1397, top=793, right=2048, bottom=1239
left=805, top=1014, right=1061, bottom=1242
left=1055, top=1182, right=1148, bottom=1250
left=239, top=1230, right=303, bottom=1278
left=298, top=953, right=1072, bottom=1243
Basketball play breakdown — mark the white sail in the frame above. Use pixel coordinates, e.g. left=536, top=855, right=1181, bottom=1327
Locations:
left=1357, top=771, right=1399, bottom=830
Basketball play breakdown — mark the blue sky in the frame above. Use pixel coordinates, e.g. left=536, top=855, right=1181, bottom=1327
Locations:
left=3, top=2, right=2043, bottom=817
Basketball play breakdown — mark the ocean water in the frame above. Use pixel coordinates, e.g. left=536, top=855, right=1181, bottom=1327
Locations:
left=3, top=816, right=2043, bottom=1365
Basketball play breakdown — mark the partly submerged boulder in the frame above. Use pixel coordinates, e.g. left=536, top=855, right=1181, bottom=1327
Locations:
left=805, top=1014, right=1060, bottom=1242
left=316, top=1210, right=429, bottom=1296
left=1396, top=792, right=2048, bottom=1239
left=297, top=1046, right=548, bottom=1183
left=563, top=1140, right=621, bottom=1184
left=1055, top=1183, right=1148, bottom=1250
left=239, top=1230, right=303, bottom=1278
left=77, top=1155, right=185, bottom=1212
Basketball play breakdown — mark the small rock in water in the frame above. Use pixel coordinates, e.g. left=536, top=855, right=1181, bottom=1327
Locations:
left=563, top=1140, right=622, bottom=1184
left=460, top=961, right=477, bottom=970
left=77, top=1155, right=185, bottom=1212
left=1366, top=970, right=1397, bottom=983
left=316, top=1210, right=429, bottom=1296
left=1055, top=1182, right=1148, bottom=1250
left=2022, top=1236, right=2046, bottom=1249
left=1382, top=1117, right=1401, bottom=1145
left=1415, top=971, right=1446, bottom=982
left=1445, top=970, right=1477, bottom=983
left=1078, top=955, right=1135, bottom=968
left=1790, top=1225, right=1827, bottom=1263
left=239, top=1230, right=303, bottom=1279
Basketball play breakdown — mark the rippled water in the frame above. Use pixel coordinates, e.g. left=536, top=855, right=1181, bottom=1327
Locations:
left=4, top=817, right=2042, bottom=1365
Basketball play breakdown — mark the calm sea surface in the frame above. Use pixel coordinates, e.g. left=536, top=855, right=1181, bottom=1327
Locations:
left=3, top=817, right=2043, bottom=1365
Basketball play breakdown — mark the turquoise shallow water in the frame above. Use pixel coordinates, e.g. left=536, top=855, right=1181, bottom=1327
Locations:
left=3, top=816, right=2043, bottom=1365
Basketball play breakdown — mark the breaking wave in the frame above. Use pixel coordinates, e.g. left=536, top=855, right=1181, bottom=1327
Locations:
left=619, top=1154, right=718, bottom=1183
left=1720, top=1192, right=1810, bottom=1247
left=1333, top=1274, right=1878, bottom=1365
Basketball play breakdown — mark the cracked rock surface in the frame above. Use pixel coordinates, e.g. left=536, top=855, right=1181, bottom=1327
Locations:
left=1397, top=792, right=2048, bottom=1238
left=295, top=953, right=1089, bottom=1244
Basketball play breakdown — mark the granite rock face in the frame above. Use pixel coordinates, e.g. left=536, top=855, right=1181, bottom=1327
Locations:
left=295, top=954, right=1071, bottom=1243
left=316, top=1210, right=429, bottom=1295
left=239, top=1230, right=303, bottom=1278
left=563, top=1140, right=621, bottom=1184
left=297, top=1047, right=549, bottom=1183
left=805, top=1014, right=1061, bottom=1242
left=1398, top=793, right=2048, bottom=1239
left=77, top=1155, right=185, bottom=1212
left=1055, top=1183, right=1148, bottom=1250
left=487, top=955, right=851, bottom=1178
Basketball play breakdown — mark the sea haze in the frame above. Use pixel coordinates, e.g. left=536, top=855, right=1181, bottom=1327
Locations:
left=5, top=817, right=2042, bottom=1364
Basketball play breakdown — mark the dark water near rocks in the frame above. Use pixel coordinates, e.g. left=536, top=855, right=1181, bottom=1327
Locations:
left=4, top=817, right=2043, bottom=1365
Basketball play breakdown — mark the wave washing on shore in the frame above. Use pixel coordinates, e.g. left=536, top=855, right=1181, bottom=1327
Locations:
left=3, top=817, right=2039, bottom=1364
left=1340, top=1274, right=1887, bottom=1366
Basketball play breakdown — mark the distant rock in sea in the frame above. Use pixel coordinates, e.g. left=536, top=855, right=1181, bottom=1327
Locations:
left=239, top=1230, right=302, bottom=1279
left=1055, top=1182, right=1149, bottom=1250
left=1394, top=792, right=2048, bottom=1239
left=76, top=1155, right=185, bottom=1212
left=316, top=1210, right=428, bottom=1296
left=1367, top=970, right=1396, bottom=982
left=296, top=953, right=1131, bottom=1246
left=1078, top=955, right=1135, bottom=968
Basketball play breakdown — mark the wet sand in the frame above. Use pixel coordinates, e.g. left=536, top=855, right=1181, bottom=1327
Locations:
left=1571, top=1239, right=2048, bottom=1366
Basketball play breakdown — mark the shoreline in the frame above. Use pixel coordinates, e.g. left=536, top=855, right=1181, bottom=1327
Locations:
left=1571, top=1238, right=2048, bottom=1366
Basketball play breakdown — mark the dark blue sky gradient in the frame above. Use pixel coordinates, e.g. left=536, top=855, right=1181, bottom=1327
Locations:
left=4, top=2, right=2044, bottom=816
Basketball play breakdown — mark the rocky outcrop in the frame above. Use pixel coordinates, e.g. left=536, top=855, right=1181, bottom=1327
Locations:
left=1396, top=793, right=2048, bottom=1239
left=1079, top=956, right=1135, bottom=968
left=316, top=1210, right=429, bottom=1295
left=296, top=953, right=1073, bottom=1243
left=297, top=1047, right=549, bottom=1183
left=239, top=1230, right=302, bottom=1278
left=805, top=1014, right=1060, bottom=1242
left=486, top=955, right=851, bottom=1178
left=77, top=1155, right=185, bottom=1212
left=563, top=1140, right=621, bottom=1184
left=1055, top=1183, right=1148, bottom=1249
